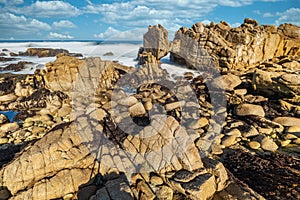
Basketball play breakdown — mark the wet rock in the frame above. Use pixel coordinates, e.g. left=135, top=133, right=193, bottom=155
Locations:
left=19, top=48, right=69, bottom=57
left=0, top=57, right=16, bottom=61
left=103, top=52, right=114, bottom=56
left=0, top=61, right=33, bottom=72
left=235, top=103, right=265, bottom=117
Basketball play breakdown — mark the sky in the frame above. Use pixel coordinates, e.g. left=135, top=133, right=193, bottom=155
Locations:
left=0, top=0, right=299, bottom=40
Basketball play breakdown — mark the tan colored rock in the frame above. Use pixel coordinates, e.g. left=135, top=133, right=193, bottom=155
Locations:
left=0, top=114, right=8, bottom=125
left=242, top=125, right=259, bottom=138
left=0, top=122, right=19, bottom=133
left=284, top=133, right=298, bottom=140
left=31, top=126, right=46, bottom=135
left=144, top=101, right=152, bottom=111
left=171, top=173, right=216, bottom=200
left=280, top=140, right=291, bottom=147
left=248, top=141, right=261, bottom=150
left=273, top=117, right=300, bottom=127
left=58, top=104, right=72, bottom=117
left=211, top=74, right=242, bottom=91
left=188, top=117, right=209, bottom=129
left=0, top=93, right=17, bottom=103
left=143, top=24, right=170, bottom=60
left=155, top=186, right=173, bottom=200
left=170, top=20, right=300, bottom=71
left=221, top=135, right=237, bottom=147
left=14, top=82, right=34, bottom=97
left=286, top=126, right=300, bottom=138
left=89, top=108, right=107, bottom=121
left=150, top=176, right=163, bottom=185
left=0, top=122, right=96, bottom=199
left=129, top=102, right=146, bottom=117
left=260, top=137, right=278, bottom=152
left=137, top=181, right=156, bottom=200
left=165, top=101, right=182, bottom=111
left=118, top=96, right=138, bottom=107
left=0, top=137, right=9, bottom=144
left=225, top=128, right=241, bottom=137
left=235, top=103, right=265, bottom=117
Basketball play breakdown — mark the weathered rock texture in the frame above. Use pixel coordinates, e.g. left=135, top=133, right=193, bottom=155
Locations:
left=141, top=18, right=300, bottom=72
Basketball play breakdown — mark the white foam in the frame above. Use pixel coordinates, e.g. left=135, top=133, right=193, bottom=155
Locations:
left=0, top=42, right=199, bottom=77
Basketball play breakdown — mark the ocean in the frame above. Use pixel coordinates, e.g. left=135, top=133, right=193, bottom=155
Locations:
left=0, top=40, right=199, bottom=77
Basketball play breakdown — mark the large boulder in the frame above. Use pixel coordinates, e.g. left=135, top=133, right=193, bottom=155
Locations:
left=142, top=24, right=170, bottom=60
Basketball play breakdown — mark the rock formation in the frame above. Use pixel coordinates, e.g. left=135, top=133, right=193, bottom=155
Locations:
left=141, top=18, right=300, bottom=73
left=0, top=18, right=300, bottom=200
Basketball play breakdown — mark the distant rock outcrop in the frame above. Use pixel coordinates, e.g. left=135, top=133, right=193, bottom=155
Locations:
left=140, top=18, right=300, bottom=72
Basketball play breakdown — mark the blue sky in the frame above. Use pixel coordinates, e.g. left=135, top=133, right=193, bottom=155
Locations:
left=0, top=0, right=299, bottom=40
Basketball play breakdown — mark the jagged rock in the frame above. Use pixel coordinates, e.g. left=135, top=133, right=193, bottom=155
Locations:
left=45, top=56, right=130, bottom=94
left=143, top=24, right=169, bottom=60
left=253, top=69, right=300, bottom=97
left=0, top=122, right=96, bottom=199
left=14, top=82, right=34, bottom=97
left=170, top=20, right=300, bottom=71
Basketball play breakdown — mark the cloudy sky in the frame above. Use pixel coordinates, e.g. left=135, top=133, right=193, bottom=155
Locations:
left=0, top=0, right=299, bottom=40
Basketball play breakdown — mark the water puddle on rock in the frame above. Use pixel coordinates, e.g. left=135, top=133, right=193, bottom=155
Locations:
left=0, top=110, right=19, bottom=122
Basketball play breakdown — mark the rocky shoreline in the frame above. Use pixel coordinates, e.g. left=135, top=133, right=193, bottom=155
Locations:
left=0, top=18, right=299, bottom=199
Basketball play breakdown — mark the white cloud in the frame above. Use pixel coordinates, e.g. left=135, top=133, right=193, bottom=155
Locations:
left=53, top=20, right=76, bottom=28
left=231, top=22, right=241, bottom=27
left=83, top=0, right=285, bottom=31
left=49, top=32, right=74, bottom=39
left=0, top=12, right=51, bottom=38
left=275, top=8, right=300, bottom=26
left=263, top=12, right=274, bottom=17
left=94, top=27, right=147, bottom=41
left=0, top=0, right=23, bottom=5
left=10, top=1, right=80, bottom=18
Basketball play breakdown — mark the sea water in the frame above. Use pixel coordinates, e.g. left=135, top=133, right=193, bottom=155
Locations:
left=0, top=40, right=200, bottom=77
